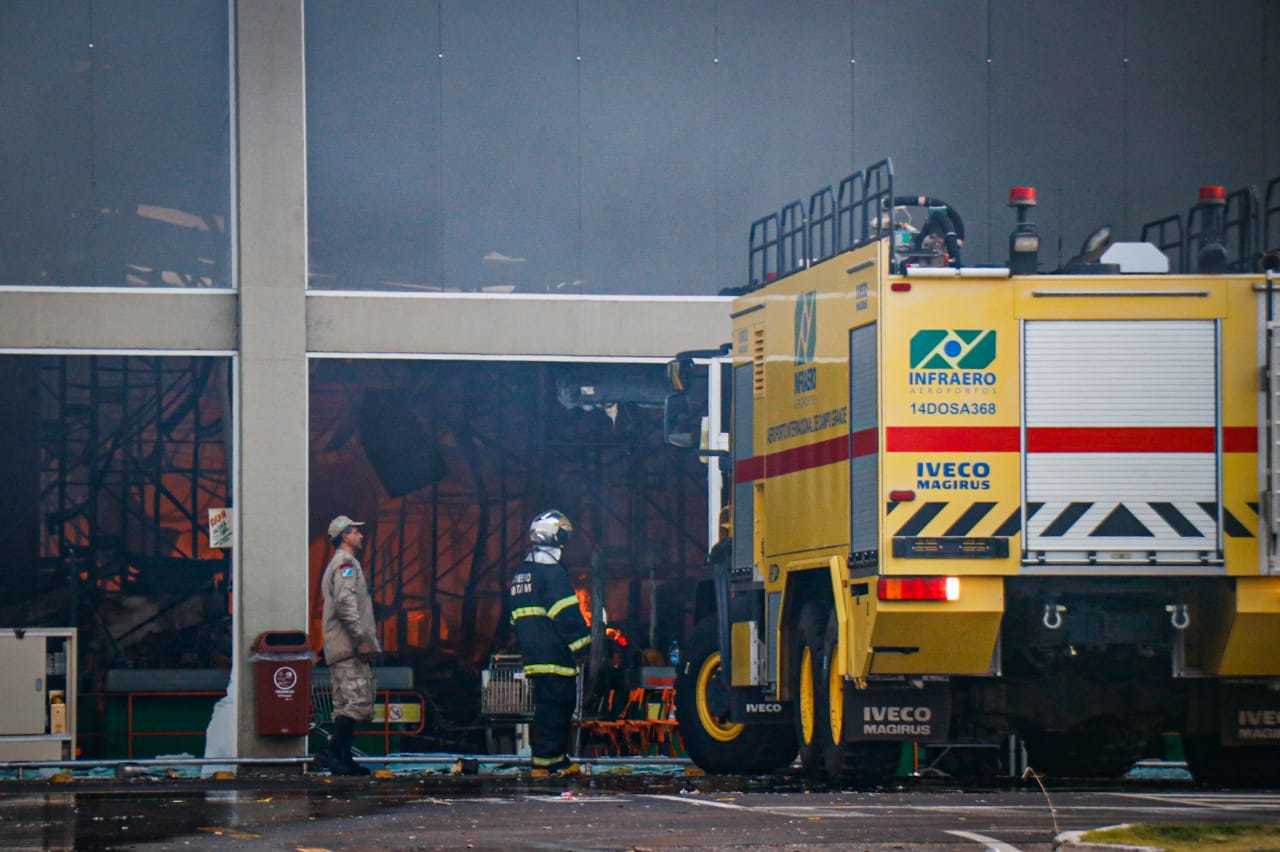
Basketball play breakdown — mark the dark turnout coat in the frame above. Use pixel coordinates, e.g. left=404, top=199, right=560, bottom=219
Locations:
left=508, top=553, right=591, bottom=677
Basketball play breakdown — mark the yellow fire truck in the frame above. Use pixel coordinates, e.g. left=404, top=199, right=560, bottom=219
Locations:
left=666, top=159, right=1280, bottom=784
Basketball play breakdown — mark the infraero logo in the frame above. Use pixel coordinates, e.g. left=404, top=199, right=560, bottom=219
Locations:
left=910, top=330, right=996, bottom=370
left=794, top=291, right=817, bottom=366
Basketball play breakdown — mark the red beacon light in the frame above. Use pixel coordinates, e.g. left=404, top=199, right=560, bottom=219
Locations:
left=1009, top=186, right=1038, bottom=207
left=1199, top=185, right=1227, bottom=205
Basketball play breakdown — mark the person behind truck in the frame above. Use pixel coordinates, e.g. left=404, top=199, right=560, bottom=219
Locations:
left=508, top=510, right=591, bottom=777
left=315, top=514, right=380, bottom=776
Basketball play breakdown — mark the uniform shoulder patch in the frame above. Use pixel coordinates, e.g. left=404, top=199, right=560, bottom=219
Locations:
left=341, top=566, right=356, bottom=577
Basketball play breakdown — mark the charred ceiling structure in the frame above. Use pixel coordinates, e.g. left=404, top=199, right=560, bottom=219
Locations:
left=309, top=359, right=707, bottom=733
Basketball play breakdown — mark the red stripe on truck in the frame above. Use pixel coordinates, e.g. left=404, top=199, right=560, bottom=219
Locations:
left=734, top=428, right=877, bottom=484
left=851, top=427, right=878, bottom=459
left=886, top=427, right=1021, bottom=452
left=886, top=426, right=1258, bottom=454
left=1223, top=427, right=1257, bottom=453
left=734, top=425, right=1256, bottom=485
left=1026, top=426, right=1213, bottom=453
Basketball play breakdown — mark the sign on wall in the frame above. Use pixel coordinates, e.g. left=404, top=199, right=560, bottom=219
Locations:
left=208, top=507, right=233, bottom=549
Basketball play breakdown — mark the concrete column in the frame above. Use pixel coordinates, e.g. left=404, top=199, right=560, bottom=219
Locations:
left=234, top=0, right=309, bottom=757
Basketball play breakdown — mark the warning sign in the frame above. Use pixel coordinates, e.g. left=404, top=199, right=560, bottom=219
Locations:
left=209, top=507, right=233, bottom=549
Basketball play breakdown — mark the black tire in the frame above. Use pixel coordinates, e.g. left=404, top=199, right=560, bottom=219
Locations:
left=1185, top=737, right=1280, bottom=788
left=818, top=615, right=901, bottom=786
left=791, top=600, right=830, bottom=777
left=676, top=610, right=796, bottom=774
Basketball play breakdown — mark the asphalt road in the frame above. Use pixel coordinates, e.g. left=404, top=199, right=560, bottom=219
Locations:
left=3, top=777, right=1280, bottom=850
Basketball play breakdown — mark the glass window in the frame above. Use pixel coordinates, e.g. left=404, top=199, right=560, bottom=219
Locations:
left=0, top=2, right=232, bottom=288
left=308, top=358, right=707, bottom=739
left=0, top=355, right=233, bottom=758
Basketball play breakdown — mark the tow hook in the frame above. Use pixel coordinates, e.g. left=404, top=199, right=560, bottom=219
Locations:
left=1166, top=603, right=1191, bottom=631
left=1042, top=603, right=1066, bottom=631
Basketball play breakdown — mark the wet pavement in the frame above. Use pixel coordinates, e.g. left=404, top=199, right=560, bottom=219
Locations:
left=2, top=774, right=1279, bottom=850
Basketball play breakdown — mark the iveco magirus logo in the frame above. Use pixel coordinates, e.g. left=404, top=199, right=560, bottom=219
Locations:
left=793, top=291, right=818, bottom=394
left=909, top=329, right=997, bottom=387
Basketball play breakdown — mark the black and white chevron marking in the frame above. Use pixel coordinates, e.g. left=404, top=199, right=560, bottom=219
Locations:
left=1032, top=501, right=1250, bottom=539
left=887, top=501, right=1256, bottom=539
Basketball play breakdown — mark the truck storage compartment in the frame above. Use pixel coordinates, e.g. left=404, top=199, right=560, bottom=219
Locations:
left=1023, top=320, right=1221, bottom=564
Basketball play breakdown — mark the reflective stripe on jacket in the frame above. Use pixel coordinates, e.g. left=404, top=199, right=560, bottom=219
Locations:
left=508, top=557, right=591, bottom=677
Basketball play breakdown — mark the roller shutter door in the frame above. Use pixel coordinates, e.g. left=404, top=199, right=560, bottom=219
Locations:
left=1023, top=320, right=1219, bottom=556
left=849, top=324, right=878, bottom=564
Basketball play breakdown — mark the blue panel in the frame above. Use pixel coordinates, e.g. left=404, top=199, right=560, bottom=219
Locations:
left=853, top=1, right=989, bottom=263
left=579, top=1, right=717, bottom=295
left=990, top=0, right=1125, bottom=270
left=307, top=0, right=441, bottom=290
left=441, top=0, right=578, bottom=294
left=0, top=1, right=229, bottom=288
left=1124, top=0, right=1270, bottom=244
left=716, top=0, right=853, bottom=291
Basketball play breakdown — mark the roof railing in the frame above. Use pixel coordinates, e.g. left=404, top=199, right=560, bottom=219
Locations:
left=745, top=158, right=894, bottom=291
left=1141, top=176, right=1280, bottom=274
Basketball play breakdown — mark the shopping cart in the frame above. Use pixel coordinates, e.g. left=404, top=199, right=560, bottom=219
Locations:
left=480, top=654, right=584, bottom=754
left=309, top=668, right=426, bottom=758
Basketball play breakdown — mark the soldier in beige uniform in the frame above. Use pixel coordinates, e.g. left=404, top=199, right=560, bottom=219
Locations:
left=317, top=515, right=380, bottom=775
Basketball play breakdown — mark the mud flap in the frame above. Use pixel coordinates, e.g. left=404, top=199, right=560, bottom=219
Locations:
left=843, top=682, right=951, bottom=744
left=1219, top=683, right=1280, bottom=746
left=729, top=688, right=792, bottom=725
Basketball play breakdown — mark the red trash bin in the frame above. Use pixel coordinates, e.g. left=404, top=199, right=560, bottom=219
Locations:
left=251, top=631, right=314, bottom=736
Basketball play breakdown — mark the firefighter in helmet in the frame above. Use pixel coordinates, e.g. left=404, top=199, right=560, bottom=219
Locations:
left=508, top=510, right=590, bottom=776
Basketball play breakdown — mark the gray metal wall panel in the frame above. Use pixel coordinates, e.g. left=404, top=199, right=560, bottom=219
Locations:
left=1269, top=3, right=1280, bottom=181
left=1123, top=0, right=1270, bottom=243
left=306, top=1, right=442, bottom=290
left=990, top=0, right=1125, bottom=269
left=850, top=324, right=877, bottom=556
left=853, top=1, right=989, bottom=263
left=579, top=1, right=717, bottom=295
left=733, top=363, right=754, bottom=574
left=441, top=0, right=578, bottom=294
left=0, top=2, right=229, bottom=288
left=715, top=0, right=852, bottom=291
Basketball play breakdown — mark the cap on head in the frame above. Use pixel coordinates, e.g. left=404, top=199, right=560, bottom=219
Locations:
left=328, top=515, right=365, bottom=540
left=529, top=510, right=573, bottom=547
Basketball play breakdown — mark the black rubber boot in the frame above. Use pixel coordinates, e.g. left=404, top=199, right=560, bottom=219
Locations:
left=331, top=715, right=370, bottom=776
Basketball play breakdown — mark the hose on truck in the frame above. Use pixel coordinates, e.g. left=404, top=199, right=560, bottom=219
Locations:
left=890, top=195, right=966, bottom=267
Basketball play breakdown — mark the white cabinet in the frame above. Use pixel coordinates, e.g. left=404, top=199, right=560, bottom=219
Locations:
left=0, top=629, right=77, bottom=762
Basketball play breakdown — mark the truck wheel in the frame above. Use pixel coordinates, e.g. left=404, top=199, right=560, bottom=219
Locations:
left=791, top=601, right=831, bottom=777
left=819, top=615, right=901, bottom=786
left=677, top=611, right=794, bottom=774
